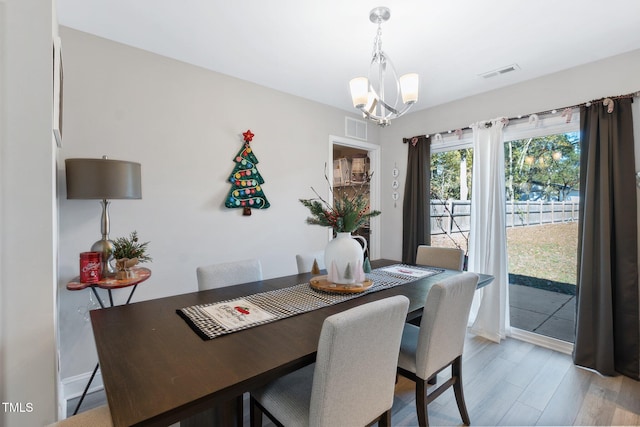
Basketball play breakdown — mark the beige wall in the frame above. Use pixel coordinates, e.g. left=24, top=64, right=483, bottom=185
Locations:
left=1, top=0, right=58, bottom=425
left=378, top=49, right=640, bottom=261
left=56, top=27, right=374, bottom=392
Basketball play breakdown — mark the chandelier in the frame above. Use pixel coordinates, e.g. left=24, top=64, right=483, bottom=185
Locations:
left=349, top=7, right=419, bottom=127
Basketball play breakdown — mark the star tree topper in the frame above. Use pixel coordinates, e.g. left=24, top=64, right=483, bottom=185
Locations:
left=242, top=129, right=254, bottom=142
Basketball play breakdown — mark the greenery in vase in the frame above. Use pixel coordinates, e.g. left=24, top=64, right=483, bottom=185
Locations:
left=112, top=231, right=152, bottom=263
left=300, top=167, right=381, bottom=233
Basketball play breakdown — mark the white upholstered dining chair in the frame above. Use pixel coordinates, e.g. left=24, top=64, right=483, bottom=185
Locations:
left=196, top=258, right=262, bottom=290
left=250, top=295, right=410, bottom=427
left=411, top=245, right=466, bottom=327
left=416, top=245, right=465, bottom=271
left=192, top=258, right=262, bottom=425
left=47, top=405, right=112, bottom=426
left=397, top=271, right=479, bottom=427
left=295, top=251, right=325, bottom=274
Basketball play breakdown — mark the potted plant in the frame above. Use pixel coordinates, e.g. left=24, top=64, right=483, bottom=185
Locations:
left=112, top=231, right=152, bottom=279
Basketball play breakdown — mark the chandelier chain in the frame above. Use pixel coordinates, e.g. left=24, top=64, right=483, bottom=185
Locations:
left=372, top=24, right=383, bottom=58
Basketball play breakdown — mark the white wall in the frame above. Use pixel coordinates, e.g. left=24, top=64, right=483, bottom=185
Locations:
left=379, top=49, right=640, bottom=261
left=56, top=27, right=376, bottom=389
left=1, top=0, right=58, bottom=425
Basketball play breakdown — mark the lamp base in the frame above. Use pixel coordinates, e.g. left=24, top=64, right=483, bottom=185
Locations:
left=91, top=238, right=115, bottom=277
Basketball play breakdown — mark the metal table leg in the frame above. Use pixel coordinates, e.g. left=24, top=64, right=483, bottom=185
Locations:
left=72, top=284, right=139, bottom=414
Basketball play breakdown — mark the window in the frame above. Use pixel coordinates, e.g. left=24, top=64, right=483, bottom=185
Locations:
left=430, top=147, right=472, bottom=255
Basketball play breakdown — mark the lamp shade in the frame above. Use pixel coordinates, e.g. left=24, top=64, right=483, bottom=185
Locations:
left=399, top=73, right=419, bottom=104
left=349, top=77, right=369, bottom=108
left=65, top=158, right=142, bottom=200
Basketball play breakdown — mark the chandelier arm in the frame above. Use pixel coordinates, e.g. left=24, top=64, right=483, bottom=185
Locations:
left=359, top=109, right=389, bottom=127
left=368, top=49, right=405, bottom=115
left=374, top=96, right=403, bottom=115
left=358, top=101, right=414, bottom=121
left=366, top=81, right=409, bottom=116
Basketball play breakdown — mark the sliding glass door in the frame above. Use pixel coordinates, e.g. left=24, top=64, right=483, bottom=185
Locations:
left=429, top=117, right=580, bottom=347
left=505, top=132, right=580, bottom=343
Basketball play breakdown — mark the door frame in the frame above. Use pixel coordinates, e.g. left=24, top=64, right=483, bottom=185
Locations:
left=328, top=135, right=381, bottom=260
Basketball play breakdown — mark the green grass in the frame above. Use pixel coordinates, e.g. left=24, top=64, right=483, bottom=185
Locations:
left=431, top=222, right=578, bottom=287
left=507, top=222, right=577, bottom=285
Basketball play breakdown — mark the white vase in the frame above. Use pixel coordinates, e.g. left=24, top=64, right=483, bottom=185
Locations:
left=324, top=232, right=367, bottom=285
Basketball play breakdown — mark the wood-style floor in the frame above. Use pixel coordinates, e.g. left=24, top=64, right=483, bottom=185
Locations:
left=72, top=334, right=640, bottom=426
left=388, top=334, right=640, bottom=426
left=251, top=334, right=640, bottom=427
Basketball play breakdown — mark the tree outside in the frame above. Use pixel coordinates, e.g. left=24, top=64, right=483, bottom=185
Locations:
left=430, top=148, right=473, bottom=201
left=430, top=132, right=580, bottom=203
left=505, top=132, right=580, bottom=202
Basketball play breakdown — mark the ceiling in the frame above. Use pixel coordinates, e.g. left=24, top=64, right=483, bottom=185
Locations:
left=57, top=0, right=640, bottom=114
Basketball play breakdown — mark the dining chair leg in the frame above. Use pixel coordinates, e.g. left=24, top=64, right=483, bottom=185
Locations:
left=249, top=395, right=261, bottom=427
left=452, top=356, right=470, bottom=425
left=378, top=409, right=391, bottom=427
left=415, top=379, right=429, bottom=427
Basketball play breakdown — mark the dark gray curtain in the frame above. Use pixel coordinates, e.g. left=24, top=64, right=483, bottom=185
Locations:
left=402, top=135, right=430, bottom=264
left=574, top=98, right=639, bottom=380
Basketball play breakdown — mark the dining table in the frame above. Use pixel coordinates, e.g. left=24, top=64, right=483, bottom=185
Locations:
left=90, top=259, right=493, bottom=426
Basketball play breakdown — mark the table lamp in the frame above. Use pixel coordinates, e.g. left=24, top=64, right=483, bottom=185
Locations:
left=65, top=156, right=142, bottom=275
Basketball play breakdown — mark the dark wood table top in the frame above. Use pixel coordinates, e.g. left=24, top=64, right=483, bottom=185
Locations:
left=90, top=259, right=493, bottom=426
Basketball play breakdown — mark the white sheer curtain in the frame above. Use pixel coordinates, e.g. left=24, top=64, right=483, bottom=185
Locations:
left=467, top=118, right=510, bottom=343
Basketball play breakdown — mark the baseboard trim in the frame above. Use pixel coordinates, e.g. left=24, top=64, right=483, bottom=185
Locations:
left=61, top=369, right=104, bottom=401
left=510, top=327, right=574, bottom=355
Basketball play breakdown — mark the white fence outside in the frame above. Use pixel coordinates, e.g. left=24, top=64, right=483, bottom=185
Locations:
left=430, top=199, right=579, bottom=235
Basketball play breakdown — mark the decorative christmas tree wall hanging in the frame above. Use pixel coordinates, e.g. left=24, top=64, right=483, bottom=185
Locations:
left=225, top=130, right=270, bottom=215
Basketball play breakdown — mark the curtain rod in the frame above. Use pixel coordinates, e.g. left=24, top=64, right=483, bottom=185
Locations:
left=403, top=91, right=639, bottom=143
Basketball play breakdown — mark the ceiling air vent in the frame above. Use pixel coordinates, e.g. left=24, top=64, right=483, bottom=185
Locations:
left=479, top=64, right=520, bottom=79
